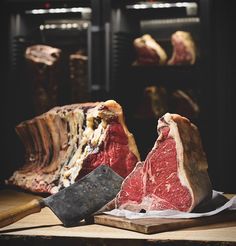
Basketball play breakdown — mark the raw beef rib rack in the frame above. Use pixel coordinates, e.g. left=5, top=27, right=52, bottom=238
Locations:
left=6, top=100, right=140, bottom=194
left=116, top=113, right=212, bottom=212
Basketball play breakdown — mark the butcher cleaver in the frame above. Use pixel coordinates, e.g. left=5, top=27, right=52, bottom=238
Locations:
left=0, top=164, right=123, bottom=228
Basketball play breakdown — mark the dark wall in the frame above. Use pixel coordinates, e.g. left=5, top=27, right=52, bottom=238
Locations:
left=208, top=0, right=236, bottom=193
left=0, top=1, right=14, bottom=185
left=0, top=1, right=28, bottom=186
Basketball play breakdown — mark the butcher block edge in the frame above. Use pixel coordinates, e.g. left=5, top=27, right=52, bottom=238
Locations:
left=94, top=210, right=236, bottom=234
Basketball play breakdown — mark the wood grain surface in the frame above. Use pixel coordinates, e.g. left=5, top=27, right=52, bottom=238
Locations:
left=94, top=211, right=236, bottom=234
left=0, top=189, right=236, bottom=244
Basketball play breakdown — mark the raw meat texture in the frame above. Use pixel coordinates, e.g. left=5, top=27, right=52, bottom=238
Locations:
left=6, top=100, right=140, bottom=194
left=168, top=31, right=196, bottom=65
left=69, top=50, right=90, bottom=103
left=133, top=34, right=167, bottom=65
left=116, top=113, right=212, bottom=212
left=25, top=44, right=62, bottom=115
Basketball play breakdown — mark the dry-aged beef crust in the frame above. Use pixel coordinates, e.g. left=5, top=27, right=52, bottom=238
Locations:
left=168, top=31, right=196, bottom=65
left=25, top=45, right=62, bottom=115
left=133, top=34, right=167, bottom=65
left=116, top=113, right=212, bottom=212
left=6, top=100, right=140, bottom=194
left=69, top=50, right=89, bottom=103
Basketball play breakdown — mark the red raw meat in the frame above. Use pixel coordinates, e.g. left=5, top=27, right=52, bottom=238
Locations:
left=168, top=31, right=196, bottom=65
left=133, top=34, right=167, bottom=65
left=6, top=100, right=140, bottom=194
left=116, top=113, right=212, bottom=212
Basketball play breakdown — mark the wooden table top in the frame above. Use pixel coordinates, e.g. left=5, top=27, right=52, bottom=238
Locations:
left=0, top=189, right=236, bottom=246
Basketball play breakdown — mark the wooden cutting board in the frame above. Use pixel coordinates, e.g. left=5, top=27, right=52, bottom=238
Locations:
left=94, top=210, right=236, bottom=234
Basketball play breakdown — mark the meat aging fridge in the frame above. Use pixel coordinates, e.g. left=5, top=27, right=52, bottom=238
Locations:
left=1, top=0, right=235, bottom=194
left=0, top=0, right=107, bottom=184
left=101, top=0, right=236, bottom=193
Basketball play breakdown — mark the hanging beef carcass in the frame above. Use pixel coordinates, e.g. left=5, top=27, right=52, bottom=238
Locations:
left=6, top=100, right=140, bottom=194
left=116, top=113, right=212, bottom=212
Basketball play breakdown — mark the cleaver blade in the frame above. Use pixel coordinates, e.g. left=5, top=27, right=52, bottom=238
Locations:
left=44, top=164, right=123, bottom=226
left=0, top=164, right=124, bottom=228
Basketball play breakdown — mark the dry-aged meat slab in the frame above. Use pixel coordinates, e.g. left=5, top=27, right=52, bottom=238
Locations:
left=133, top=34, right=167, bottom=65
left=135, top=86, right=200, bottom=122
left=25, top=44, right=62, bottom=115
left=6, top=100, right=140, bottom=194
left=69, top=50, right=89, bottom=103
left=116, top=113, right=212, bottom=212
left=168, top=31, right=196, bottom=65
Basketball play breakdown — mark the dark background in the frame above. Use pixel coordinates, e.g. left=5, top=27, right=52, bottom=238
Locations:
left=0, top=0, right=236, bottom=193
left=205, top=0, right=236, bottom=193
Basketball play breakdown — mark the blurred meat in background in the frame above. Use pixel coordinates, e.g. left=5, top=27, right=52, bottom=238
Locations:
left=25, top=45, right=62, bottom=115
left=69, top=50, right=90, bottom=103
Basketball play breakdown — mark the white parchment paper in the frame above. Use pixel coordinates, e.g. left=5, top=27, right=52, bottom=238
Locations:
left=104, top=191, right=236, bottom=219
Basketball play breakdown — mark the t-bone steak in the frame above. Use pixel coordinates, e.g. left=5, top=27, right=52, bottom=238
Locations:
left=6, top=100, right=140, bottom=194
left=115, top=113, right=212, bottom=212
left=133, top=34, right=167, bottom=65
left=168, top=31, right=196, bottom=65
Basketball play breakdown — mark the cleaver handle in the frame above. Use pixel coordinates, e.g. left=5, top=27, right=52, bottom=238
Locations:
left=0, top=198, right=45, bottom=228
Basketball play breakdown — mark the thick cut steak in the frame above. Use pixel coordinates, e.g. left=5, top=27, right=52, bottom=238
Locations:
left=6, top=100, right=140, bottom=194
left=116, top=113, right=212, bottom=212
left=168, top=31, right=196, bottom=65
left=133, top=34, right=167, bottom=65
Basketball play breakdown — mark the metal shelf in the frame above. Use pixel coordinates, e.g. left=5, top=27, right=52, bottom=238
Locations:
left=125, top=1, right=199, bottom=19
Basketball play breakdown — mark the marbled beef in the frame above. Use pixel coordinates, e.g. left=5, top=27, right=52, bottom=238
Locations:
left=116, top=113, right=212, bottom=212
